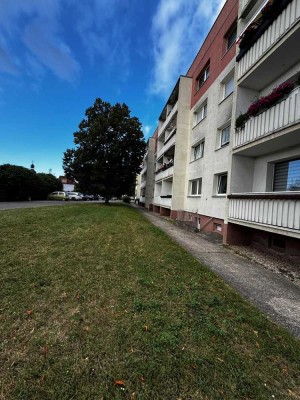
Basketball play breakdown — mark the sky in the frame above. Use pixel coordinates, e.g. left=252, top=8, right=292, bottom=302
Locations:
left=0, top=0, right=225, bottom=177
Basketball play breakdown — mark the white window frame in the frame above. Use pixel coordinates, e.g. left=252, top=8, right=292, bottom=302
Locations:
left=192, top=140, right=205, bottom=161
left=216, top=173, right=228, bottom=195
left=223, top=76, right=234, bottom=99
left=190, top=178, right=202, bottom=196
left=220, top=125, right=230, bottom=148
left=226, top=25, right=237, bottom=50
left=197, top=64, right=210, bottom=90
left=194, top=103, right=207, bottom=125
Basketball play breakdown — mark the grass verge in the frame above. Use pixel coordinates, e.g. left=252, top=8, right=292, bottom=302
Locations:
left=0, top=204, right=299, bottom=399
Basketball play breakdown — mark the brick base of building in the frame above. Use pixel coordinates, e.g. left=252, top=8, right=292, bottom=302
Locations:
left=224, top=223, right=300, bottom=264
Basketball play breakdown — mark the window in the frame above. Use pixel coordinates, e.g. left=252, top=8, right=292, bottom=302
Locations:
left=194, top=103, right=207, bottom=125
left=223, top=76, right=234, bottom=98
left=192, top=141, right=205, bottom=161
left=196, top=63, right=210, bottom=90
left=217, top=173, right=227, bottom=195
left=226, top=26, right=237, bottom=50
left=190, top=178, right=202, bottom=195
left=220, top=126, right=230, bottom=147
left=273, top=158, right=300, bottom=191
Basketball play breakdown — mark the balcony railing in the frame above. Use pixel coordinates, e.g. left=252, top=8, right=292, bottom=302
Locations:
left=155, top=166, right=174, bottom=182
left=154, top=196, right=172, bottom=208
left=228, top=192, right=300, bottom=233
left=157, top=134, right=176, bottom=160
left=237, top=0, right=300, bottom=79
left=158, top=102, right=178, bottom=138
left=234, top=87, right=300, bottom=149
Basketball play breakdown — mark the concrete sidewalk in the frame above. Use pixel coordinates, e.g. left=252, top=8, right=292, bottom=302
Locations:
left=136, top=206, right=300, bottom=339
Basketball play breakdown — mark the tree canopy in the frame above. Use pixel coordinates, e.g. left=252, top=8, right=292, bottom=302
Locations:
left=0, top=164, right=62, bottom=201
left=63, top=98, right=145, bottom=201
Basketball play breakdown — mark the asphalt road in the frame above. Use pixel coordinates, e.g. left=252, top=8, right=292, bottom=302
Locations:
left=0, top=200, right=104, bottom=210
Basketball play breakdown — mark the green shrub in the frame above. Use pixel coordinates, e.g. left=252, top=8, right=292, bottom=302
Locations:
left=122, top=195, right=131, bottom=203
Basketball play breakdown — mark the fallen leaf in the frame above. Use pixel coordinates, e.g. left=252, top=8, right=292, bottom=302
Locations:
left=140, top=376, right=145, bottom=382
left=114, top=380, right=125, bottom=387
left=26, top=310, right=33, bottom=315
left=216, top=357, right=224, bottom=363
left=143, top=325, right=149, bottom=332
left=42, top=346, right=49, bottom=355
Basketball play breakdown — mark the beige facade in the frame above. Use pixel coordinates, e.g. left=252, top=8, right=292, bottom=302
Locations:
left=153, top=76, right=192, bottom=215
left=139, top=137, right=156, bottom=210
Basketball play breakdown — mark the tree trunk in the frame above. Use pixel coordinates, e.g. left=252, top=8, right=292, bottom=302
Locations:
left=105, top=197, right=110, bottom=204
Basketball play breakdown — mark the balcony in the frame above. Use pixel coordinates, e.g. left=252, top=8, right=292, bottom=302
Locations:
left=158, top=102, right=178, bottom=138
left=228, top=192, right=300, bottom=238
left=157, top=134, right=176, bottom=160
left=234, top=87, right=300, bottom=155
left=237, top=0, right=300, bottom=86
left=155, top=166, right=174, bottom=182
left=154, top=196, right=172, bottom=208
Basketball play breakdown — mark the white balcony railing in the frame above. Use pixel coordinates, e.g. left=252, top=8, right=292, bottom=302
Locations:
left=155, top=166, right=174, bottom=182
left=228, top=193, right=300, bottom=234
left=237, top=0, right=300, bottom=79
left=234, top=87, right=300, bottom=149
left=158, top=102, right=178, bottom=138
left=157, top=134, right=176, bottom=160
left=154, top=196, right=172, bottom=208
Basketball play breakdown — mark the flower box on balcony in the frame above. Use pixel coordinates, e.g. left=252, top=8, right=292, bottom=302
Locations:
left=237, top=0, right=293, bottom=62
left=235, top=81, right=296, bottom=131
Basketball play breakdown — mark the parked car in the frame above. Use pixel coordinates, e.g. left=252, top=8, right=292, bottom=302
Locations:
left=48, top=191, right=69, bottom=201
left=67, top=192, right=84, bottom=200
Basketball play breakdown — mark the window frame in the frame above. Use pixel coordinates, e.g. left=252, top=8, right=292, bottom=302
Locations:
left=273, top=158, right=300, bottom=192
left=196, top=63, right=210, bottom=91
left=226, top=25, right=237, bottom=51
left=220, top=125, right=230, bottom=148
left=192, top=140, right=205, bottom=161
left=194, top=102, right=207, bottom=125
left=189, top=178, right=202, bottom=196
left=223, top=75, right=234, bottom=99
left=216, top=173, right=228, bottom=195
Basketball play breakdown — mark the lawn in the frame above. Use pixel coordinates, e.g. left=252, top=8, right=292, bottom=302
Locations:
left=0, top=204, right=299, bottom=400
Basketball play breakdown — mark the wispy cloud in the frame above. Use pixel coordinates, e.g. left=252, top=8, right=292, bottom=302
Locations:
left=0, top=0, right=134, bottom=86
left=0, top=0, right=80, bottom=84
left=149, top=0, right=226, bottom=97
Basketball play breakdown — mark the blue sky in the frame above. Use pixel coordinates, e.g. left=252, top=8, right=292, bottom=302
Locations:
left=0, top=0, right=225, bottom=177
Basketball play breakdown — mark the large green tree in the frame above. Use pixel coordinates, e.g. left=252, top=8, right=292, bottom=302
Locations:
left=63, top=98, right=145, bottom=202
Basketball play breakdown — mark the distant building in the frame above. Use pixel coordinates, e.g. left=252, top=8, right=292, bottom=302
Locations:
left=59, top=176, right=75, bottom=192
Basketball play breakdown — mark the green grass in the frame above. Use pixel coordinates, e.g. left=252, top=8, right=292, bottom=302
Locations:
left=0, top=204, right=299, bottom=400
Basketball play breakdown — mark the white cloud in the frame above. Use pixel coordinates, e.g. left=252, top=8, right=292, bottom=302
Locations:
left=0, top=0, right=80, bottom=84
left=149, top=0, right=226, bottom=97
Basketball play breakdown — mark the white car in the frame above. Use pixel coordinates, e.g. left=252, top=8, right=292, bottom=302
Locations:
left=67, top=192, right=83, bottom=200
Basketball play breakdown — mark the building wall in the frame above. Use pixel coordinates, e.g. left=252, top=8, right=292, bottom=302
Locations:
left=187, top=0, right=238, bottom=108
left=185, top=59, right=235, bottom=224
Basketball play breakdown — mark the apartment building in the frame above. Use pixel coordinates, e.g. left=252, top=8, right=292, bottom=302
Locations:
left=139, top=132, right=156, bottom=210
left=153, top=76, right=193, bottom=216
left=145, top=0, right=300, bottom=260
left=153, top=0, right=238, bottom=235
left=225, top=0, right=300, bottom=260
